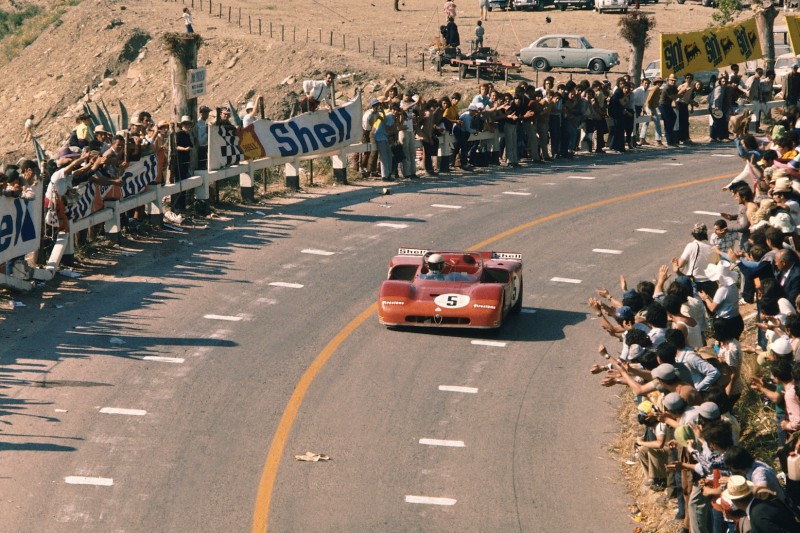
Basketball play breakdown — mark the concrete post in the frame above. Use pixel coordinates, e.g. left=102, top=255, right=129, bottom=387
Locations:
left=240, top=172, right=255, bottom=202
left=285, top=161, right=300, bottom=190
left=331, top=153, right=347, bottom=184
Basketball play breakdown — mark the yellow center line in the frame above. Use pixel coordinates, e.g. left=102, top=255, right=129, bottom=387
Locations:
left=252, top=171, right=731, bottom=532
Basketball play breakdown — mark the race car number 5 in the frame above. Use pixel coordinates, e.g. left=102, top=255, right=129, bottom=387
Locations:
left=434, top=294, right=471, bottom=309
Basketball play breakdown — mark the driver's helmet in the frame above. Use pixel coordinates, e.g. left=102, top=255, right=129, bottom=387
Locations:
left=428, top=253, right=445, bottom=272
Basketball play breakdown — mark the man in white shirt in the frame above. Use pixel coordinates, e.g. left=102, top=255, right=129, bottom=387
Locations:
left=301, top=71, right=336, bottom=112
left=673, top=223, right=718, bottom=296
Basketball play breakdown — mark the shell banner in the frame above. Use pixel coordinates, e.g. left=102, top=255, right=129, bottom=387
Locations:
left=208, top=94, right=362, bottom=170
left=786, top=15, right=800, bottom=55
left=659, top=17, right=761, bottom=77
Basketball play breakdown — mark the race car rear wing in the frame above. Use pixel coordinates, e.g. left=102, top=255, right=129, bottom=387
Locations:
left=397, top=248, right=522, bottom=261
left=491, top=252, right=522, bottom=260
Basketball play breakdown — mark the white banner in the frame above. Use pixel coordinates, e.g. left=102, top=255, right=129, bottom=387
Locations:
left=0, top=181, right=43, bottom=264
left=208, top=94, right=362, bottom=170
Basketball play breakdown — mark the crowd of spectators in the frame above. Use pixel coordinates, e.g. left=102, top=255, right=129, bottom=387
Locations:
left=354, top=65, right=791, bottom=181
left=585, top=140, right=800, bottom=529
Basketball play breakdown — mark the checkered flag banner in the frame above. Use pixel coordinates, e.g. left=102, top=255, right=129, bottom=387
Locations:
left=209, top=124, right=244, bottom=170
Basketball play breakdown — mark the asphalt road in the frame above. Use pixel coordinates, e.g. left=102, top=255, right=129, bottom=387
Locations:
left=0, top=145, right=741, bottom=532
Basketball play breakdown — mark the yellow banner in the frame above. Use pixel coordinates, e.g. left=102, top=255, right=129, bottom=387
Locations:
left=786, top=15, right=800, bottom=55
left=660, top=17, right=762, bottom=77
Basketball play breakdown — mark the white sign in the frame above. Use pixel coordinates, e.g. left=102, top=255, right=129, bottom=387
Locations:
left=188, top=68, right=207, bottom=99
left=0, top=181, right=43, bottom=264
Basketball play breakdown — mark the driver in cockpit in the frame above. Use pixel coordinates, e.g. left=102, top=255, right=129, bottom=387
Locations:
left=421, top=253, right=447, bottom=280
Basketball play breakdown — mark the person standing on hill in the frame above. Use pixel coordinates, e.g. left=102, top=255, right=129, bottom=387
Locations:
left=180, top=8, right=194, bottom=34
left=479, top=0, right=489, bottom=21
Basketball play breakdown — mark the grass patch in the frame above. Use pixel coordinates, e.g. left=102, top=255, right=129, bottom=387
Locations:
left=0, top=0, right=82, bottom=66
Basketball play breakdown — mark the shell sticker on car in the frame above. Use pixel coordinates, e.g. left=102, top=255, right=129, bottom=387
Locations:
left=434, top=294, right=471, bottom=309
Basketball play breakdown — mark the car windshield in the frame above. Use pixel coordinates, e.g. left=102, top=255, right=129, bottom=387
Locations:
left=580, top=37, right=593, bottom=49
left=646, top=60, right=659, bottom=71
left=417, top=253, right=482, bottom=282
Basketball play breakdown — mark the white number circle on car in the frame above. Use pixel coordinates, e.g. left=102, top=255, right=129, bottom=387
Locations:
left=434, top=294, right=471, bottom=309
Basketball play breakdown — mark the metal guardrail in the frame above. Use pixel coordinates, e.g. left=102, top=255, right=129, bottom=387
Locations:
left=3, top=99, right=784, bottom=291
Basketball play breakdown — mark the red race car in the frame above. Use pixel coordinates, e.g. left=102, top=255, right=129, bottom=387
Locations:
left=378, top=248, right=524, bottom=329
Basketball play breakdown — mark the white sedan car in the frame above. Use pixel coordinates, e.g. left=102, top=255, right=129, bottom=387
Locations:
left=516, top=35, right=620, bottom=74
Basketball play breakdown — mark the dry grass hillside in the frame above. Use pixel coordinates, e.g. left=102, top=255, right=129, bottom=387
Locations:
left=0, top=0, right=781, bottom=163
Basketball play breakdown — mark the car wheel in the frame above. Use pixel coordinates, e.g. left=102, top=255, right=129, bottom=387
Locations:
left=676, top=0, right=685, bottom=3
left=559, top=3, right=567, bottom=10
left=532, top=57, right=550, bottom=71
left=589, top=59, right=606, bottom=74
left=511, top=275, right=524, bottom=314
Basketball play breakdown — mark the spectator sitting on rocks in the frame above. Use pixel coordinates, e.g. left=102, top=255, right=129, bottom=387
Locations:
left=68, top=113, right=91, bottom=150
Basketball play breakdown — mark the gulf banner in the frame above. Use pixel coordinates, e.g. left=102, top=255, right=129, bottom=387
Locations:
left=208, top=94, right=361, bottom=170
left=0, top=181, right=43, bottom=264
left=66, top=151, right=164, bottom=222
left=787, top=15, right=800, bottom=55
left=660, top=18, right=761, bottom=77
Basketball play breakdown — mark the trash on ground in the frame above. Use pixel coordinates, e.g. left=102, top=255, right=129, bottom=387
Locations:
left=294, top=451, right=331, bottom=462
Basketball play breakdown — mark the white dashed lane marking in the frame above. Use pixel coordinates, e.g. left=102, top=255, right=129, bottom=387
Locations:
left=567, top=175, right=596, bottom=180
left=376, top=222, right=409, bottom=229
left=636, top=228, right=667, bottom=234
left=99, top=408, right=147, bottom=416
left=664, top=163, right=683, bottom=166
left=439, top=385, right=478, bottom=394
left=301, top=249, right=335, bottom=256
left=419, top=438, right=466, bottom=447
left=405, top=495, right=457, bottom=506
left=470, top=340, right=507, bottom=347
left=593, top=248, right=623, bottom=254
left=65, top=476, right=113, bottom=486
left=269, top=282, right=304, bottom=289
left=431, top=204, right=463, bottom=209
left=551, top=277, right=582, bottom=284
left=203, top=314, right=243, bottom=322
left=502, top=191, right=532, bottom=196
left=711, top=154, right=736, bottom=157
left=142, top=356, right=185, bottom=364
left=694, top=210, right=721, bottom=216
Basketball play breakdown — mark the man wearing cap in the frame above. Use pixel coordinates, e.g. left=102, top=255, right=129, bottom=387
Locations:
left=659, top=74, right=680, bottom=147
left=723, top=474, right=799, bottom=532
left=88, top=125, right=109, bottom=153
left=676, top=74, right=695, bottom=145
left=673, top=222, right=718, bottom=296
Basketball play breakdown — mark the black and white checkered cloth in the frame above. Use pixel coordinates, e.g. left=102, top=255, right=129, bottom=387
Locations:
left=217, top=125, right=244, bottom=167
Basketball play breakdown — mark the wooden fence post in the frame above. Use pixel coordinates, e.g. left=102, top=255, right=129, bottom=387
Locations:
left=238, top=7, right=241, bottom=26
left=306, top=28, right=309, bottom=42
left=358, top=37, right=361, bottom=53
left=319, top=28, right=322, bottom=42
left=259, top=19, right=261, bottom=36
left=405, top=43, right=408, bottom=67
left=388, top=44, right=392, bottom=64
left=270, top=21, right=273, bottom=38
left=422, top=52, right=425, bottom=72
left=281, top=25, right=284, bottom=42
left=248, top=15, right=251, bottom=34
left=343, top=34, right=345, bottom=50
left=293, top=26, right=296, bottom=42
left=329, top=31, right=333, bottom=46
left=372, top=41, right=376, bottom=57
left=228, top=5, right=231, bottom=22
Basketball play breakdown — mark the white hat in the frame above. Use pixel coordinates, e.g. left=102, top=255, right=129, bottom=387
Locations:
left=722, top=475, right=754, bottom=501
left=179, top=115, right=193, bottom=124
left=704, top=262, right=737, bottom=286
left=769, top=212, right=796, bottom=234
left=771, top=336, right=793, bottom=355
left=468, top=103, right=484, bottom=111
left=246, top=101, right=255, bottom=110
